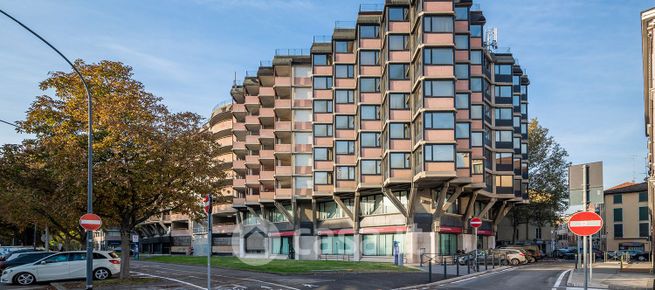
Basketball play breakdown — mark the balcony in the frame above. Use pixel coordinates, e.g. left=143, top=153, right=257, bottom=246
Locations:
left=233, top=159, right=246, bottom=170
left=260, top=149, right=274, bottom=161
left=274, top=143, right=292, bottom=154
left=276, top=166, right=292, bottom=176
left=313, top=66, right=332, bottom=75
left=260, top=170, right=275, bottom=181
left=275, top=121, right=291, bottom=131
left=233, top=141, right=246, bottom=152
left=246, top=194, right=260, bottom=204
left=245, top=115, right=260, bottom=129
left=274, top=76, right=291, bottom=87
left=275, top=188, right=292, bottom=199
left=245, top=155, right=260, bottom=167
left=274, top=99, right=291, bottom=110
left=294, top=77, right=312, bottom=86
left=259, top=129, right=274, bottom=142
left=232, top=198, right=246, bottom=208
left=232, top=103, right=246, bottom=119
left=423, top=1, right=453, bottom=12
left=259, top=107, right=274, bottom=120
left=260, top=191, right=275, bottom=201
left=246, top=175, right=259, bottom=187
left=233, top=178, right=246, bottom=189
left=259, top=87, right=275, bottom=97
left=245, top=95, right=259, bottom=107
left=245, top=135, right=259, bottom=145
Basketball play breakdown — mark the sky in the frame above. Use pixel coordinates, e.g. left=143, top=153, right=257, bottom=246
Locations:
left=0, top=0, right=652, bottom=188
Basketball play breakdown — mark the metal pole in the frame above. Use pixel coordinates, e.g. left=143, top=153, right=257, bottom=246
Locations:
left=456, top=255, right=460, bottom=276
left=207, top=194, right=212, bottom=290
left=0, top=8, right=95, bottom=290
left=583, top=165, right=588, bottom=290
left=443, top=255, right=447, bottom=277
left=45, top=224, right=49, bottom=252
left=474, top=227, right=478, bottom=272
left=428, top=260, right=432, bottom=283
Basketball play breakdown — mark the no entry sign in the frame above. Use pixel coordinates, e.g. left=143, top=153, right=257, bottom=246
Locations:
left=568, top=211, right=603, bottom=236
left=470, top=217, right=482, bottom=228
left=79, top=213, right=102, bottom=231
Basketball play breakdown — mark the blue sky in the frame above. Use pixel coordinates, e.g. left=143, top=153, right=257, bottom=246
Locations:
left=0, top=0, right=651, bottom=188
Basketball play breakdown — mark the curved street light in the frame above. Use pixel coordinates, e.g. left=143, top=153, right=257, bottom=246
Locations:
left=0, top=9, right=96, bottom=290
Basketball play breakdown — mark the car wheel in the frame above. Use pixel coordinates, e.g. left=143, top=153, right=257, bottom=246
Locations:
left=510, top=258, right=520, bottom=266
left=500, top=259, right=509, bottom=266
left=94, top=268, right=111, bottom=280
left=528, top=256, right=536, bottom=263
left=14, top=272, right=36, bottom=285
left=458, top=260, right=466, bottom=266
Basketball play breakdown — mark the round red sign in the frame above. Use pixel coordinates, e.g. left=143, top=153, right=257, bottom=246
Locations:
left=568, top=211, right=603, bottom=236
left=470, top=217, right=482, bottom=228
left=79, top=213, right=102, bottom=231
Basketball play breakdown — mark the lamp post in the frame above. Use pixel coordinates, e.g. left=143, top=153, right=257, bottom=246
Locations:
left=0, top=9, right=95, bottom=289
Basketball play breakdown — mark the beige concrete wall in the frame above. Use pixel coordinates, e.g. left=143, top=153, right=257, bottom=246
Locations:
left=604, top=192, right=651, bottom=252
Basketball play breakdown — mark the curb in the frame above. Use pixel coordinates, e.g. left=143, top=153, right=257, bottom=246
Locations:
left=50, top=283, right=68, bottom=290
left=393, top=266, right=512, bottom=289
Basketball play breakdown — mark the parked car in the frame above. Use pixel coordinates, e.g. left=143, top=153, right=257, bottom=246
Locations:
left=0, top=251, right=120, bottom=286
left=0, top=249, right=40, bottom=262
left=499, top=247, right=536, bottom=263
left=494, top=248, right=528, bottom=266
left=457, top=250, right=505, bottom=265
left=610, top=250, right=650, bottom=261
left=0, top=247, right=33, bottom=260
left=0, top=252, right=53, bottom=271
left=554, top=248, right=577, bottom=260
left=5, top=251, right=44, bottom=262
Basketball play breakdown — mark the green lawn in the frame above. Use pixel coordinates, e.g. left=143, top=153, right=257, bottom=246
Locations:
left=143, top=255, right=418, bottom=274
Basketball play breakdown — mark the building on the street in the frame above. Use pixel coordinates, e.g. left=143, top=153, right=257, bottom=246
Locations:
left=641, top=6, right=655, bottom=268
left=495, top=218, right=555, bottom=254
left=601, top=182, right=650, bottom=252
left=229, top=0, right=530, bottom=263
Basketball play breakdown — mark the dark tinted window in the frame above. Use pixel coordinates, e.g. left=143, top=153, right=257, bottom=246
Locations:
left=43, top=254, right=68, bottom=263
left=69, top=253, right=86, bottom=261
left=94, top=253, right=108, bottom=259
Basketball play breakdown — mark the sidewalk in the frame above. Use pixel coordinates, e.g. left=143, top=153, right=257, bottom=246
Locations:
left=567, top=262, right=654, bottom=289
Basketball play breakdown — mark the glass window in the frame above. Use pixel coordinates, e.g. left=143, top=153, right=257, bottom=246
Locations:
left=613, top=208, right=623, bottom=222
left=456, top=152, right=470, bottom=168
left=495, top=108, right=512, bottom=120
left=335, top=41, right=353, bottom=53
left=295, top=176, right=312, bottom=189
left=314, top=171, right=333, bottom=185
left=44, top=254, right=69, bottom=263
left=456, top=123, right=470, bottom=139
left=471, top=132, right=482, bottom=146
left=455, top=35, right=469, bottom=49
left=424, top=112, right=454, bottom=129
left=320, top=235, right=354, bottom=255
left=425, top=144, right=455, bottom=162
left=470, top=77, right=482, bottom=92
left=494, top=65, right=512, bottom=75
left=294, top=154, right=312, bottom=166
left=361, top=105, right=380, bottom=120
left=336, top=141, right=355, bottom=155
left=471, top=105, right=482, bottom=119
left=335, top=115, right=355, bottom=129
left=424, top=48, right=453, bottom=65
left=495, top=175, right=513, bottom=187
left=639, top=206, right=648, bottom=221
left=454, top=6, right=468, bottom=20
left=640, top=223, right=649, bottom=237
left=360, top=78, right=381, bottom=92
left=389, top=123, right=410, bottom=139
left=439, top=233, right=458, bottom=256
left=314, top=100, right=333, bottom=113
left=295, top=132, right=312, bottom=144
left=313, top=54, right=329, bottom=65
left=495, top=130, right=512, bottom=142
left=614, top=224, right=623, bottom=238
left=455, top=64, right=469, bottom=79
left=360, top=50, right=380, bottom=65
left=613, top=194, right=622, bottom=204
left=294, top=109, right=312, bottom=122
left=424, top=80, right=454, bottom=97
left=335, top=64, right=354, bottom=78
left=314, top=147, right=332, bottom=161
left=470, top=25, right=482, bottom=37
left=360, top=25, right=379, bottom=38
left=361, top=160, right=382, bottom=175
left=495, top=86, right=512, bottom=98
left=388, top=7, right=408, bottom=21
left=314, top=124, right=333, bottom=137
left=389, top=64, right=409, bottom=80
left=390, top=93, right=409, bottom=109
left=470, top=50, right=482, bottom=65
left=472, top=159, right=483, bottom=174
left=389, top=34, right=409, bottom=51
left=640, top=192, right=648, bottom=202
left=336, top=166, right=355, bottom=180
left=424, top=16, right=453, bottom=33
left=361, top=132, right=381, bottom=148
left=313, top=77, right=333, bottom=89
left=335, top=90, right=354, bottom=104
left=455, top=94, right=469, bottom=109
left=390, top=153, right=411, bottom=169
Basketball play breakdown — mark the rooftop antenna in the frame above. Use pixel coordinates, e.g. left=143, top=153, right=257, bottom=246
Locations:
left=233, top=71, right=237, bottom=86
left=484, top=27, right=498, bottom=51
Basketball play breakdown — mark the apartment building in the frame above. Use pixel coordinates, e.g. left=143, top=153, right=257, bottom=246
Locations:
left=135, top=103, right=237, bottom=255
left=602, top=182, right=651, bottom=252
left=641, top=7, right=655, bottom=266
left=230, top=0, right=529, bottom=263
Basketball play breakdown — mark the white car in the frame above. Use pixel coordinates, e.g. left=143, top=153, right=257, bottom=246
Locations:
left=495, top=248, right=527, bottom=265
left=1, top=251, right=120, bottom=285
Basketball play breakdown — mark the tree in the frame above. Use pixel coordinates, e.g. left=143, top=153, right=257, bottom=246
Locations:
left=12, top=60, right=225, bottom=278
left=509, top=118, right=569, bottom=242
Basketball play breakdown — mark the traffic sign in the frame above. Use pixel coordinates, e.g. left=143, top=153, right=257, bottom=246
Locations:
left=470, top=217, right=482, bottom=228
left=568, top=211, right=603, bottom=236
left=79, top=213, right=102, bottom=231
left=203, top=194, right=212, bottom=215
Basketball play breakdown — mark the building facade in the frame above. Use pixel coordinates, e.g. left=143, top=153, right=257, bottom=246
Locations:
left=642, top=7, right=655, bottom=268
left=602, top=182, right=651, bottom=252
left=229, top=0, right=530, bottom=263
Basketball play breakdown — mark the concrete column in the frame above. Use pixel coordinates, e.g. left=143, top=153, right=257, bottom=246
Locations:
left=461, top=233, right=475, bottom=252
left=294, top=235, right=301, bottom=260
left=353, top=234, right=362, bottom=261
left=488, top=235, right=496, bottom=249
left=430, top=231, right=439, bottom=255
left=264, top=237, right=270, bottom=258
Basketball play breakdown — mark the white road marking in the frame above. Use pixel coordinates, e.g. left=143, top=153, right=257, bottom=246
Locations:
left=551, top=269, right=571, bottom=290
left=133, top=271, right=206, bottom=289
left=450, top=267, right=516, bottom=284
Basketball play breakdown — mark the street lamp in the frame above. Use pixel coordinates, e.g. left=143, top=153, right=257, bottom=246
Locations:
left=0, top=9, right=96, bottom=290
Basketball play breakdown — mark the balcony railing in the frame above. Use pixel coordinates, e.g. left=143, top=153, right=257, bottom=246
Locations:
left=313, top=35, right=331, bottom=44
left=335, top=21, right=356, bottom=29
left=275, top=48, right=310, bottom=56
left=359, top=4, right=383, bottom=12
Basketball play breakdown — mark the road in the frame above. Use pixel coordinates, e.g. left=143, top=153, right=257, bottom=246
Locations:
left=423, top=261, right=575, bottom=290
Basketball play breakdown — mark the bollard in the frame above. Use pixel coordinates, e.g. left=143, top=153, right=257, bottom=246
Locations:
left=467, top=256, right=471, bottom=274
left=428, top=259, right=432, bottom=283
left=575, top=254, right=578, bottom=270
left=620, top=254, right=623, bottom=270
left=443, top=255, right=447, bottom=278
left=492, top=253, right=495, bottom=269
left=484, top=252, right=488, bottom=271
left=420, top=253, right=424, bottom=267
left=456, top=255, right=460, bottom=276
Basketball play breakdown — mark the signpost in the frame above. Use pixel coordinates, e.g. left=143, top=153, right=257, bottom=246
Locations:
left=568, top=211, right=603, bottom=290
left=203, top=194, right=212, bottom=290
left=79, top=213, right=101, bottom=290
left=79, top=213, right=102, bottom=232
left=470, top=217, right=482, bottom=270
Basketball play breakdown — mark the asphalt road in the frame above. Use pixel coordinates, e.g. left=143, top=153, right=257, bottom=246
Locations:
left=423, top=261, right=574, bottom=290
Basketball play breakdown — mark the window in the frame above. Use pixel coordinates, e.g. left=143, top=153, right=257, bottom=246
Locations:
left=320, top=235, right=354, bottom=255
left=470, top=77, right=482, bottom=92
left=361, top=105, right=380, bottom=120
left=295, top=132, right=312, bottom=144
left=614, top=224, right=623, bottom=238
left=336, top=140, right=355, bottom=155
left=455, top=64, right=469, bottom=79
left=495, top=175, right=513, bottom=187
left=471, top=105, right=482, bottom=119
left=471, top=132, right=482, bottom=146
left=360, top=78, right=381, bottom=92
left=390, top=93, right=409, bottom=109
left=294, top=110, right=312, bottom=122
left=535, top=227, right=542, bottom=240
left=424, top=112, right=454, bottom=129
left=335, top=115, right=355, bottom=129
left=495, top=108, right=512, bottom=120
left=295, top=176, right=312, bottom=189
left=294, top=87, right=311, bottom=99
left=389, top=34, right=409, bottom=51
left=456, top=123, right=470, bottom=139
left=470, top=50, right=482, bottom=65
left=639, top=192, right=648, bottom=202
left=360, top=25, right=379, bottom=38
left=613, top=208, right=623, bottom=222
left=314, top=100, right=333, bottom=113
left=472, top=160, right=483, bottom=174
left=314, top=147, right=332, bottom=161
left=424, top=80, right=454, bottom=97
left=313, top=54, right=329, bottom=65
left=613, top=194, right=622, bottom=204
left=494, top=65, right=512, bottom=75
left=496, top=153, right=512, bottom=165
left=513, top=137, right=521, bottom=149
left=495, top=86, right=512, bottom=98
left=335, top=64, right=354, bottom=78
left=640, top=206, right=648, bottom=221
left=424, top=16, right=453, bottom=33
left=314, top=77, right=333, bottom=89
left=362, top=233, right=405, bottom=256
left=313, top=124, right=333, bottom=137
left=360, top=50, right=380, bottom=65
left=335, top=41, right=353, bottom=53
left=43, top=254, right=69, bottom=263
left=388, top=7, right=408, bottom=21
left=455, top=94, right=469, bottom=109
left=389, top=64, right=409, bottom=80
left=294, top=154, right=312, bottom=167
left=314, top=171, right=333, bottom=184
left=361, top=132, right=381, bottom=148
left=361, top=160, right=382, bottom=175
left=425, top=144, right=455, bottom=161
left=455, top=35, right=469, bottom=49
left=454, top=6, right=468, bottom=20
left=335, top=90, right=355, bottom=104
left=640, top=223, right=649, bottom=237
left=470, top=25, right=482, bottom=37
left=424, top=48, right=453, bottom=65
left=360, top=192, right=407, bottom=216
left=390, top=153, right=411, bottom=169
left=336, top=166, right=355, bottom=180
left=271, top=237, right=291, bottom=255
left=456, top=152, right=470, bottom=168
left=389, top=123, right=410, bottom=139
left=496, top=130, right=512, bottom=142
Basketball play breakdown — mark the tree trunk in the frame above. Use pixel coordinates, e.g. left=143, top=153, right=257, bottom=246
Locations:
left=119, top=229, right=131, bottom=279
left=511, top=214, right=517, bottom=244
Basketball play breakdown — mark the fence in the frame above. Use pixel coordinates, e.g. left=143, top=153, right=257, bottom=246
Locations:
left=419, top=251, right=510, bottom=283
